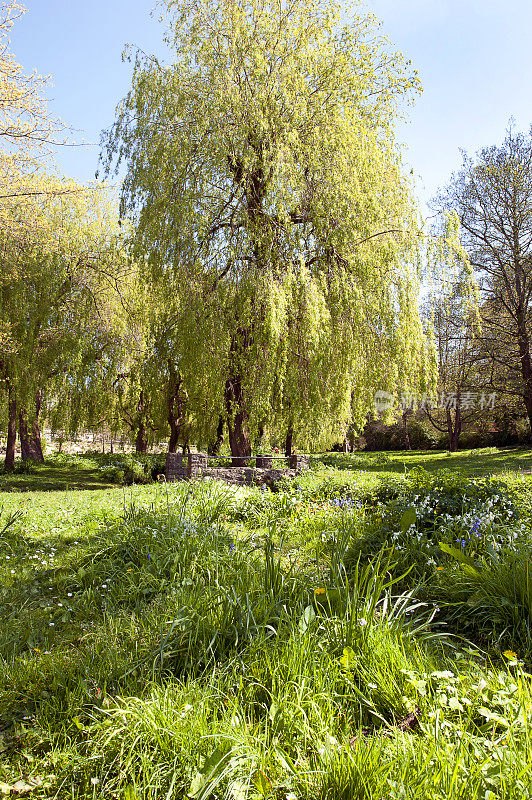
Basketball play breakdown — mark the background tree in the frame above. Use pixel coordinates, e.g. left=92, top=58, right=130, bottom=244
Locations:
left=0, top=179, right=126, bottom=469
left=0, top=2, right=67, bottom=210
left=438, top=126, right=532, bottom=441
left=102, top=0, right=432, bottom=459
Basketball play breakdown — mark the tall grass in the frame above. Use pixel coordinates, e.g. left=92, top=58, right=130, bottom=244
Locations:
left=1, top=467, right=532, bottom=798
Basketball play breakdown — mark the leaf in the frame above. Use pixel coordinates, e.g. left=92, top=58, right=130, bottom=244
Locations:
left=447, top=696, right=463, bottom=711
left=339, top=646, right=356, bottom=670
left=400, top=508, right=417, bottom=533
left=298, top=605, right=315, bottom=633
left=439, top=543, right=479, bottom=573
left=12, top=778, right=42, bottom=794
left=188, top=746, right=231, bottom=799
left=123, top=786, right=139, bottom=800
left=478, top=707, right=510, bottom=727
left=253, top=771, right=272, bottom=797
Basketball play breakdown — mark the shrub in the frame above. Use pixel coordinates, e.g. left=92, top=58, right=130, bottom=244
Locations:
left=362, top=419, right=436, bottom=451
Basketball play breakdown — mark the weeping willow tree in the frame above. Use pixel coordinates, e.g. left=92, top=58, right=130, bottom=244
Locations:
left=0, top=177, right=128, bottom=468
left=102, top=0, right=433, bottom=458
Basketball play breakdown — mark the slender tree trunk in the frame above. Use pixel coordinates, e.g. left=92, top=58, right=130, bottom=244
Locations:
left=135, top=390, right=148, bottom=453
left=402, top=411, right=412, bottom=451
left=4, top=390, right=16, bottom=472
left=208, top=416, right=225, bottom=456
left=167, top=373, right=184, bottom=453
left=285, top=423, right=294, bottom=458
left=225, top=333, right=252, bottom=465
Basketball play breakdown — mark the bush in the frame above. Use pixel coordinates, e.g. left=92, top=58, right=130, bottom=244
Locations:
left=90, top=453, right=166, bottom=485
left=362, top=419, right=436, bottom=451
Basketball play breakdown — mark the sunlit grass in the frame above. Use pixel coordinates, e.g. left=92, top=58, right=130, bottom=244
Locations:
left=1, top=456, right=532, bottom=797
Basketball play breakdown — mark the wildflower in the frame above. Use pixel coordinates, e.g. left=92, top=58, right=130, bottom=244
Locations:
left=436, top=566, right=444, bottom=571
left=503, top=650, right=518, bottom=660
left=315, top=588, right=326, bottom=595
left=229, top=541, right=235, bottom=551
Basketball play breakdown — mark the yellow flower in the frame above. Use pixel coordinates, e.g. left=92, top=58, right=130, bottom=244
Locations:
left=436, top=566, right=444, bottom=571
left=314, top=588, right=326, bottom=595
left=503, top=650, right=518, bottom=659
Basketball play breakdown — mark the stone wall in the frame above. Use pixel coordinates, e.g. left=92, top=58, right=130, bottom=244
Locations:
left=166, top=451, right=309, bottom=485
left=165, top=452, right=188, bottom=481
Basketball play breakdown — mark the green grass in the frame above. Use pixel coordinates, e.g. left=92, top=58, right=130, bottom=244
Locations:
left=2, top=445, right=531, bottom=493
left=0, top=452, right=166, bottom=493
left=1, top=454, right=532, bottom=797
left=319, top=445, right=532, bottom=477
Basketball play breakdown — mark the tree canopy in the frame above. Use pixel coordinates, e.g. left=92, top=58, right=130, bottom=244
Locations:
left=102, top=0, right=432, bottom=458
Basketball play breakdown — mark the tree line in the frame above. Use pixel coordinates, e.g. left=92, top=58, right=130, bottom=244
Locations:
left=2, top=0, right=532, bottom=466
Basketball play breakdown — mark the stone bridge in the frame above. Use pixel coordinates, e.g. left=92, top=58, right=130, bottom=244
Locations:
left=165, top=452, right=310, bottom=486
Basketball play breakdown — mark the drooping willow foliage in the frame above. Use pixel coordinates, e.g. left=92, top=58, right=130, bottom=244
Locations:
left=101, top=0, right=434, bottom=455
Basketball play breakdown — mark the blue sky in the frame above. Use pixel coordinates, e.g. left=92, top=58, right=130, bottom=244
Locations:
left=10, top=0, right=532, bottom=212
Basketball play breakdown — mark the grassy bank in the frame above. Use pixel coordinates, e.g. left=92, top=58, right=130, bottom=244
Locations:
left=1, top=453, right=532, bottom=797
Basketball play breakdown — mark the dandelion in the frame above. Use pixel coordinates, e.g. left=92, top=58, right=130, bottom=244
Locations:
left=314, top=588, right=326, bottom=595
left=503, top=650, right=518, bottom=660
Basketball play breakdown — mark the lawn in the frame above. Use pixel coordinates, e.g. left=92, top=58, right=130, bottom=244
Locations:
left=0, top=453, right=166, bottom=493
left=1, top=450, right=532, bottom=798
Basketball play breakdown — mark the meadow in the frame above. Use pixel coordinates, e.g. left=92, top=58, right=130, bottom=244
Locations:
left=1, top=448, right=532, bottom=799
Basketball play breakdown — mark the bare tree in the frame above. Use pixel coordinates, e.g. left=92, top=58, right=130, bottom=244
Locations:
left=438, top=127, right=532, bottom=441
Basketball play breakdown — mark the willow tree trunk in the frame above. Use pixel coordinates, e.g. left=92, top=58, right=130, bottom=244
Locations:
left=285, top=424, right=294, bottom=458
left=225, top=333, right=252, bottom=465
left=167, top=373, right=185, bottom=453
left=19, top=391, right=44, bottom=462
left=208, top=416, right=225, bottom=456
left=4, top=391, right=17, bottom=472
left=135, top=423, right=148, bottom=454
left=135, top=390, right=148, bottom=453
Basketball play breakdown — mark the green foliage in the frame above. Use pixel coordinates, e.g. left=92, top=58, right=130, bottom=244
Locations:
left=102, top=0, right=433, bottom=452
